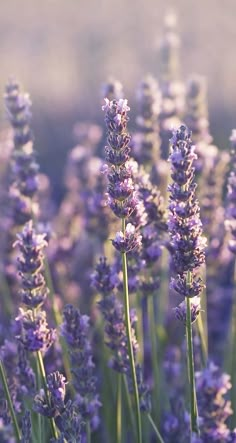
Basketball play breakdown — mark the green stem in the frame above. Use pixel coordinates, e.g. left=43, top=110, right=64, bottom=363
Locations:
left=35, top=356, right=42, bottom=443
left=0, top=359, right=21, bottom=442
left=147, top=413, right=165, bottom=443
left=44, top=257, right=62, bottom=326
left=121, top=217, right=142, bottom=443
left=86, top=421, right=91, bottom=443
left=185, top=274, right=199, bottom=434
left=116, top=374, right=122, bottom=443
left=123, top=375, right=137, bottom=441
left=36, top=351, right=58, bottom=439
left=0, top=272, right=14, bottom=317
left=196, top=313, right=208, bottom=367
left=148, top=295, right=160, bottom=423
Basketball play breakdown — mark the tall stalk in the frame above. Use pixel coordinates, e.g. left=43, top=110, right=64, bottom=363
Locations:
left=148, top=294, right=160, bottom=422
left=116, top=374, right=122, bottom=443
left=36, top=351, right=58, bottom=439
left=147, top=413, right=165, bottom=443
left=121, top=218, right=142, bottom=443
left=186, top=273, right=199, bottom=434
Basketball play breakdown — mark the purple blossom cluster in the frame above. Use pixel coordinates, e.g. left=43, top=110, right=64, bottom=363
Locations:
left=14, top=221, right=55, bottom=352
left=5, top=79, right=39, bottom=226
left=61, top=304, right=101, bottom=430
left=195, top=363, right=236, bottom=443
left=102, top=98, right=141, bottom=252
left=34, top=371, right=67, bottom=418
left=168, top=125, right=206, bottom=322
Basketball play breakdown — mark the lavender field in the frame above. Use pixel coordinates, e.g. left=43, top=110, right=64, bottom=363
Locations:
left=0, top=4, right=236, bottom=443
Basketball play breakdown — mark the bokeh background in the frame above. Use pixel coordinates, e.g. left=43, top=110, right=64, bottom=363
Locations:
left=1, top=0, right=235, bottom=196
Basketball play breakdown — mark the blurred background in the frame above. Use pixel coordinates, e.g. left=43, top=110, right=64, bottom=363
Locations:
left=0, top=0, right=235, bottom=195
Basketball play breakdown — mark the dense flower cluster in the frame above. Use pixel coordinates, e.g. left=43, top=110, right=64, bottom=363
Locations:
left=185, top=75, right=212, bottom=147
left=195, top=363, right=236, bottom=442
left=34, top=371, right=67, bottom=418
left=61, top=304, right=101, bottom=430
left=20, top=410, right=31, bottom=443
left=168, top=125, right=206, bottom=322
left=14, top=221, right=55, bottom=352
left=102, top=98, right=142, bottom=250
left=133, top=75, right=161, bottom=167
left=5, top=79, right=39, bottom=225
left=162, top=398, right=190, bottom=443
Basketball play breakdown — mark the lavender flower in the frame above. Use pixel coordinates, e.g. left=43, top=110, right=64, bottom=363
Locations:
left=168, top=125, right=206, bottom=322
left=14, top=221, right=55, bottom=352
left=15, top=308, right=55, bottom=353
left=61, top=304, right=101, bottom=430
left=98, top=293, right=138, bottom=373
left=133, top=75, right=162, bottom=167
left=158, top=12, right=185, bottom=159
left=54, top=400, right=83, bottom=443
left=91, top=256, right=119, bottom=295
left=196, top=362, right=233, bottom=442
left=185, top=75, right=212, bottom=147
left=5, top=79, right=39, bottom=226
left=20, top=411, right=31, bottom=443
left=34, top=371, right=67, bottom=418
left=102, top=98, right=139, bottom=219
left=162, top=398, right=190, bottom=443
left=14, top=221, right=49, bottom=309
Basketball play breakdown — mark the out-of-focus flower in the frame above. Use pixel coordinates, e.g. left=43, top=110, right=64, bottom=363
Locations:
left=195, top=362, right=233, bottom=442
left=5, top=79, right=39, bottom=226
left=61, top=304, right=101, bottom=430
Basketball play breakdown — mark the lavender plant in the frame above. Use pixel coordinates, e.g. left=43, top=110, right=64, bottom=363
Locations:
left=61, top=304, right=101, bottom=435
left=14, top=221, right=58, bottom=439
left=5, top=79, right=39, bottom=226
left=168, top=125, right=207, bottom=435
left=102, top=98, right=143, bottom=443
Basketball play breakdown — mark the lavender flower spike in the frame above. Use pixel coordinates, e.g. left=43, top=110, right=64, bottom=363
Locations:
left=34, top=371, right=67, bottom=418
left=61, top=304, right=101, bottom=431
left=5, top=79, right=39, bottom=225
left=14, top=221, right=55, bottom=353
left=196, top=363, right=233, bottom=442
left=102, top=98, right=139, bottom=219
left=102, top=99, right=143, bottom=442
left=168, top=125, right=206, bottom=435
left=168, top=125, right=206, bottom=307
